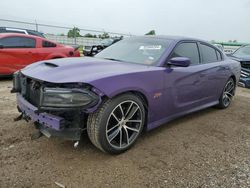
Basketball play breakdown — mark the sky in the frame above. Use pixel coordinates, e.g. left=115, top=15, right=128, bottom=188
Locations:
left=1, top=0, right=250, bottom=42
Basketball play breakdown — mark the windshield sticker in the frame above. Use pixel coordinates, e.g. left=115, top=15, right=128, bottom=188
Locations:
left=139, top=45, right=162, bottom=50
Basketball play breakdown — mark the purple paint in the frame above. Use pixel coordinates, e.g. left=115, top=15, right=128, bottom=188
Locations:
left=19, top=36, right=241, bottom=131
left=17, top=94, right=64, bottom=130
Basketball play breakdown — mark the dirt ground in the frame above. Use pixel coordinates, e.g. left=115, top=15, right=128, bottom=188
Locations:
left=0, top=78, right=250, bottom=188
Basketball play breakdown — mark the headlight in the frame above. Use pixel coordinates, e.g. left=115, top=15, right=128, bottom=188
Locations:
left=41, top=88, right=98, bottom=108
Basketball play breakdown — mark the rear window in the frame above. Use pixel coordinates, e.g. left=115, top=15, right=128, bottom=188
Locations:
left=42, top=40, right=56, bottom=48
left=0, top=36, right=36, bottom=48
left=200, top=44, right=218, bottom=63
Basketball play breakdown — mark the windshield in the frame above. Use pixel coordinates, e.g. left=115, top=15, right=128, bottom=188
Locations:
left=95, top=37, right=172, bottom=65
left=233, top=46, right=250, bottom=56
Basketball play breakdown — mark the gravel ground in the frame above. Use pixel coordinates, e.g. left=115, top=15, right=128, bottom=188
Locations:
left=0, top=79, right=250, bottom=188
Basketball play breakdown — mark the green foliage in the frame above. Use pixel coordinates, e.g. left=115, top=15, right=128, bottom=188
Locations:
left=67, top=27, right=81, bottom=38
left=84, top=33, right=97, bottom=38
left=145, top=30, right=156, bottom=35
left=98, top=32, right=110, bottom=39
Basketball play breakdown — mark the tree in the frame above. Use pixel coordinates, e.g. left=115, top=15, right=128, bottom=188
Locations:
left=98, top=32, right=110, bottom=39
left=84, top=33, right=97, bottom=38
left=67, top=27, right=81, bottom=38
left=145, top=30, right=156, bottom=35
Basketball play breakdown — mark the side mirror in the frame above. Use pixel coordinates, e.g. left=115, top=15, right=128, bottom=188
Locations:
left=168, top=57, right=191, bottom=67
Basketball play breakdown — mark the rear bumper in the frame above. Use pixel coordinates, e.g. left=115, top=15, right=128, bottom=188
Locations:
left=17, top=94, right=82, bottom=140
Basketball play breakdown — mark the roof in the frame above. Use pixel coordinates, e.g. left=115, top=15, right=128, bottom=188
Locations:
left=0, top=32, right=42, bottom=39
left=129, top=35, right=205, bottom=42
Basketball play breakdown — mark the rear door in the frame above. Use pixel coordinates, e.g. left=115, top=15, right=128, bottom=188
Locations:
left=0, top=36, right=37, bottom=73
left=198, top=42, right=227, bottom=98
left=163, top=41, right=215, bottom=116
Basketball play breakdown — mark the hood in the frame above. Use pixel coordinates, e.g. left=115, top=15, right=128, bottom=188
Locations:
left=229, top=54, right=250, bottom=62
left=21, top=57, right=157, bottom=83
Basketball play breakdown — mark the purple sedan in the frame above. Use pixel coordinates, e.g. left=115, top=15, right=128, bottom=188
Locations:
left=12, top=36, right=241, bottom=154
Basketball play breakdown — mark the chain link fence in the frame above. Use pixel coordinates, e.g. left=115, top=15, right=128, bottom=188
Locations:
left=0, top=18, right=132, bottom=46
left=1, top=18, right=248, bottom=54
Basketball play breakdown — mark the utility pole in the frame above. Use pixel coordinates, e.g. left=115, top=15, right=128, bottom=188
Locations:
left=73, top=26, right=77, bottom=45
left=35, top=20, right=38, bottom=31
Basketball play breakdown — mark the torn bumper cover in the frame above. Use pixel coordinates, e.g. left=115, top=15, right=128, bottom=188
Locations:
left=17, top=94, right=82, bottom=140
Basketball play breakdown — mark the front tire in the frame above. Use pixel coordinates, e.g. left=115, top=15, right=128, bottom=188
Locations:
left=87, top=93, right=145, bottom=154
left=217, top=78, right=235, bottom=109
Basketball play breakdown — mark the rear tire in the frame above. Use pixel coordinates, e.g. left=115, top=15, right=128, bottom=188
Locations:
left=216, top=78, right=235, bottom=109
left=87, top=93, right=145, bottom=154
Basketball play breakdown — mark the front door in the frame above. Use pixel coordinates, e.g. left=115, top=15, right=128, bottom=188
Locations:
left=0, top=36, right=37, bottom=74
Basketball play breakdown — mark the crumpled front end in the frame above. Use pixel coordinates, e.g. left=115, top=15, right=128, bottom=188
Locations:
left=239, top=62, right=250, bottom=88
left=12, top=71, right=103, bottom=141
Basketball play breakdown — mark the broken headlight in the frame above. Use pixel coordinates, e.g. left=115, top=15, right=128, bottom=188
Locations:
left=41, top=88, right=98, bottom=108
left=11, top=71, right=21, bottom=93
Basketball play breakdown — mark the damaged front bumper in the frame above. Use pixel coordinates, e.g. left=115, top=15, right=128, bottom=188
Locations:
left=17, top=93, right=83, bottom=140
left=12, top=71, right=104, bottom=141
left=239, top=68, right=250, bottom=88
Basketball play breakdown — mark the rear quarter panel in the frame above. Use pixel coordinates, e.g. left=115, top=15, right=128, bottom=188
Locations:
left=36, top=39, right=76, bottom=59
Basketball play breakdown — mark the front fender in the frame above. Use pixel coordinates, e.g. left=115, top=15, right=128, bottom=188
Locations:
left=88, top=70, right=165, bottom=124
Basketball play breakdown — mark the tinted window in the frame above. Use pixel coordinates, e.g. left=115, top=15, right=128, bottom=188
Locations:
left=0, top=37, right=36, bottom=48
left=200, top=44, right=218, bottom=63
left=42, top=41, right=56, bottom=47
left=170, top=42, right=200, bottom=64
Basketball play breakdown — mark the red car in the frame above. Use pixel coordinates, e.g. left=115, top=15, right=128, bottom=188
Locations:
left=0, top=33, right=80, bottom=76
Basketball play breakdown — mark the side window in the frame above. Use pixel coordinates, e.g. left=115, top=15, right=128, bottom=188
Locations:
left=170, top=42, right=200, bottom=64
left=200, top=44, right=218, bottom=63
left=42, top=41, right=57, bottom=48
left=0, top=37, right=36, bottom=48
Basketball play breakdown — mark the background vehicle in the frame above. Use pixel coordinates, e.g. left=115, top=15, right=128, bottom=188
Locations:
left=12, top=36, right=241, bottom=154
left=228, top=45, right=250, bottom=88
left=0, top=33, right=80, bottom=76
left=83, top=37, right=122, bottom=56
left=0, top=27, right=45, bottom=38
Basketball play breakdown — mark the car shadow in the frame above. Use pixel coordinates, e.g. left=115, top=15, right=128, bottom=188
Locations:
left=0, top=76, right=12, bottom=81
left=140, top=107, right=218, bottom=140
left=75, top=106, right=218, bottom=155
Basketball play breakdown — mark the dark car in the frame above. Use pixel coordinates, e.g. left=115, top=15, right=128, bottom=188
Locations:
left=83, top=37, right=122, bottom=56
left=0, top=27, right=45, bottom=38
left=228, top=45, right=250, bottom=88
left=12, top=36, right=241, bottom=154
